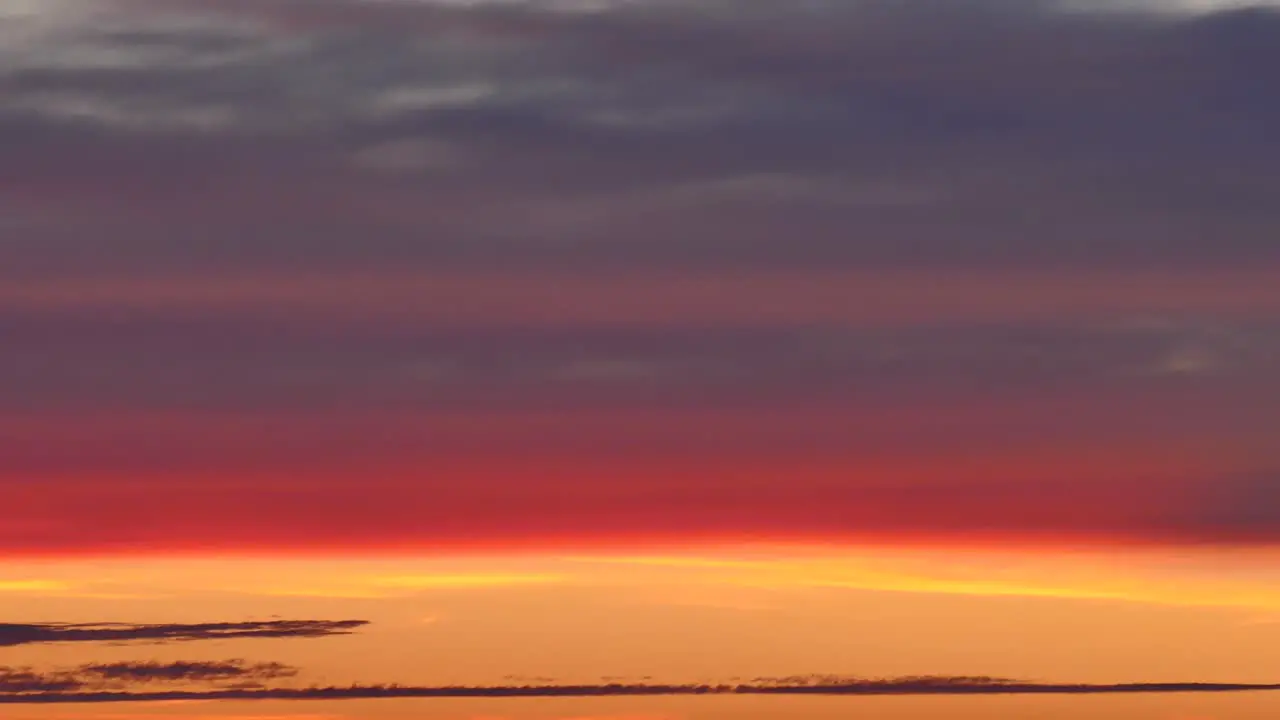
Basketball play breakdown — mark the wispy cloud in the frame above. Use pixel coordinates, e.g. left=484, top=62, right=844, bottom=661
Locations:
left=0, top=620, right=367, bottom=648
left=2, top=676, right=1278, bottom=704
left=0, top=660, right=298, bottom=694
left=76, top=660, right=297, bottom=685
left=6, top=0, right=1280, bottom=274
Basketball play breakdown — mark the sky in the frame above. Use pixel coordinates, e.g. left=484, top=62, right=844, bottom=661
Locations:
left=2, top=0, right=1280, bottom=718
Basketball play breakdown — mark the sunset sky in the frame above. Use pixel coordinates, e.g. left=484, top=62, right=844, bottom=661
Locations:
left=3, top=0, right=1280, bottom=718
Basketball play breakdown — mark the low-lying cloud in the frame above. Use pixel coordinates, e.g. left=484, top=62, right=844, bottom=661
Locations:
left=2, top=675, right=1278, bottom=704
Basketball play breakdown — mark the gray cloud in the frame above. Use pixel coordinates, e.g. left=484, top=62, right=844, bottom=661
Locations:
left=3, top=1, right=1279, bottom=552
left=1188, top=471, right=1280, bottom=538
left=2, top=1, right=1280, bottom=276
left=3, top=306, right=1276, bottom=485
left=2, top=307, right=1276, bottom=414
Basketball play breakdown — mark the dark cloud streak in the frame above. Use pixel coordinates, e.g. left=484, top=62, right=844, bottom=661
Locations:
left=0, top=620, right=367, bottom=648
left=76, top=659, right=298, bottom=684
left=2, top=676, right=1279, bottom=704
left=0, top=660, right=299, bottom=694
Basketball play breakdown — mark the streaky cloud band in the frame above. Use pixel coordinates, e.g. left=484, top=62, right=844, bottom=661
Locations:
left=3, top=678, right=1280, bottom=704
left=0, top=620, right=368, bottom=647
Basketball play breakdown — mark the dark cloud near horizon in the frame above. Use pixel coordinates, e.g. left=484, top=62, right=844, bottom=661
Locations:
left=2, top=674, right=1279, bottom=703
left=0, top=620, right=367, bottom=648
left=3, top=1, right=1280, bottom=276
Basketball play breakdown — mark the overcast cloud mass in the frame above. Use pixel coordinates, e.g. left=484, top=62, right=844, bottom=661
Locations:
left=2, top=0, right=1279, bottom=551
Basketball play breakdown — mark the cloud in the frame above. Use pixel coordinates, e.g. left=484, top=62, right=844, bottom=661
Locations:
left=5, top=437, right=1280, bottom=554
left=0, top=620, right=367, bottom=648
left=0, top=667, right=82, bottom=694
left=2, top=1, right=1280, bottom=276
left=2, top=310, right=1275, bottom=414
left=1183, top=471, right=1280, bottom=538
left=0, top=660, right=299, bottom=694
left=1, top=675, right=1278, bottom=703
left=3, top=0, right=1280, bottom=555
left=76, top=660, right=298, bottom=685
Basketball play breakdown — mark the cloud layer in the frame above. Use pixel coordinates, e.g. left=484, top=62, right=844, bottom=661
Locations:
left=2, top=0, right=1278, bottom=271
left=3, top=0, right=1280, bottom=551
